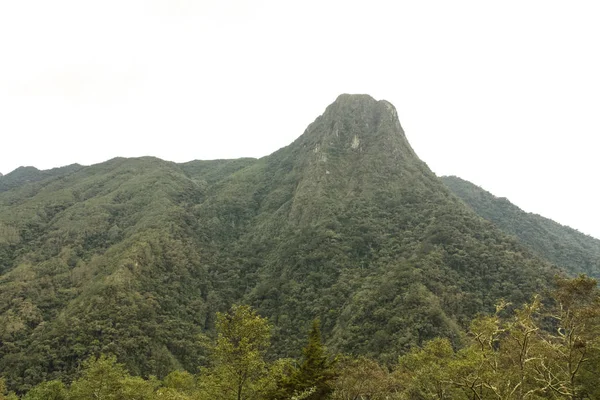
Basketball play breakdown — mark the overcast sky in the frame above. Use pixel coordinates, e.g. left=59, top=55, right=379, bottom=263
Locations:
left=0, top=0, right=599, bottom=239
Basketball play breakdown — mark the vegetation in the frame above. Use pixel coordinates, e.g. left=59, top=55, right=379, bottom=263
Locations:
left=198, top=304, right=272, bottom=400
left=2, top=276, right=599, bottom=399
left=442, top=176, right=600, bottom=278
left=268, top=319, right=337, bottom=400
left=396, top=275, right=600, bottom=399
left=0, top=94, right=569, bottom=392
left=0, top=165, right=83, bottom=194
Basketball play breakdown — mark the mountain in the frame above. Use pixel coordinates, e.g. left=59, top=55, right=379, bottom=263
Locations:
left=0, top=164, right=84, bottom=193
left=0, top=94, right=555, bottom=391
left=442, top=175, right=600, bottom=278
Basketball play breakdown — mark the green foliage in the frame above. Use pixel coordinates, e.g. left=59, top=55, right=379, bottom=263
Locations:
left=198, top=304, right=272, bottom=400
left=119, top=376, right=160, bottom=400
left=396, top=337, right=457, bottom=399
left=20, top=353, right=179, bottom=400
left=3, top=281, right=600, bottom=399
left=22, top=381, right=66, bottom=400
left=0, top=378, right=18, bottom=400
left=0, top=165, right=83, bottom=194
left=162, top=371, right=196, bottom=394
left=332, top=356, right=395, bottom=400
left=542, top=276, right=600, bottom=398
left=0, top=95, right=563, bottom=392
left=68, top=354, right=128, bottom=400
left=394, top=276, right=600, bottom=399
left=291, top=320, right=336, bottom=400
left=269, top=320, right=337, bottom=400
left=442, top=175, right=600, bottom=278
left=0, top=158, right=218, bottom=391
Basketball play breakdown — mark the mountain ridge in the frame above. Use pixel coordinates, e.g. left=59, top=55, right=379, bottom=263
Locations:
left=442, top=175, right=600, bottom=278
left=0, top=94, right=559, bottom=391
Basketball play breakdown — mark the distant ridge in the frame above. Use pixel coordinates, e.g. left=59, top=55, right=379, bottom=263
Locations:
left=442, top=175, right=600, bottom=278
left=0, top=164, right=83, bottom=193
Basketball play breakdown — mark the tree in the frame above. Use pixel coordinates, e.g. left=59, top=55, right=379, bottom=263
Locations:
left=119, top=376, right=159, bottom=400
left=535, top=276, right=600, bottom=399
left=199, top=304, right=271, bottom=400
left=332, top=356, right=395, bottom=400
left=23, top=381, right=67, bottom=400
left=163, top=370, right=197, bottom=395
left=68, top=354, right=128, bottom=400
left=465, top=298, right=545, bottom=400
left=289, top=319, right=337, bottom=400
left=396, top=337, right=458, bottom=399
left=0, top=378, right=18, bottom=400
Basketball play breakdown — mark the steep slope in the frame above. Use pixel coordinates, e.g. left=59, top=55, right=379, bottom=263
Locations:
left=0, top=95, right=556, bottom=391
left=201, top=94, right=555, bottom=360
left=442, top=175, right=600, bottom=278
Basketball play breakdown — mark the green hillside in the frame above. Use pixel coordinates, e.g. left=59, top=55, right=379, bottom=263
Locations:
left=0, top=95, right=556, bottom=392
left=442, top=175, right=600, bottom=278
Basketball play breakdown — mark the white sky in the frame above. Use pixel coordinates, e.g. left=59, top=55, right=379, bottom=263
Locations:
left=0, top=0, right=599, bottom=239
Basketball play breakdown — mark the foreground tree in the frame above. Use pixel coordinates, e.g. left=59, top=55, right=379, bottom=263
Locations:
left=396, top=337, right=457, bottom=399
left=0, top=378, right=17, bottom=400
left=8, top=277, right=599, bottom=400
left=289, top=319, right=337, bottom=400
left=68, top=355, right=129, bottom=400
left=393, top=276, right=600, bottom=400
left=199, top=304, right=272, bottom=400
left=535, top=276, right=600, bottom=399
left=162, top=370, right=197, bottom=395
left=466, top=298, right=544, bottom=399
left=332, top=356, right=397, bottom=400
left=22, top=381, right=67, bottom=400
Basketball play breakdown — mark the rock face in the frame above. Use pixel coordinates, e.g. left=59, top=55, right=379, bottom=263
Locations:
left=0, top=94, right=554, bottom=390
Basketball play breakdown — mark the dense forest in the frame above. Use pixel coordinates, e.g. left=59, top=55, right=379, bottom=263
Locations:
left=2, top=276, right=598, bottom=399
left=0, top=95, right=593, bottom=396
left=442, top=176, right=600, bottom=278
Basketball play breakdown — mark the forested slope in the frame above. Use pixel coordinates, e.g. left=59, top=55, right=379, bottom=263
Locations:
left=0, top=95, right=557, bottom=391
left=442, top=175, right=600, bottom=278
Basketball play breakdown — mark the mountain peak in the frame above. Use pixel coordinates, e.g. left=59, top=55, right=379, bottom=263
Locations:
left=324, top=93, right=396, bottom=120
left=0, top=95, right=559, bottom=390
left=331, top=92, right=378, bottom=105
left=294, top=94, right=417, bottom=166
